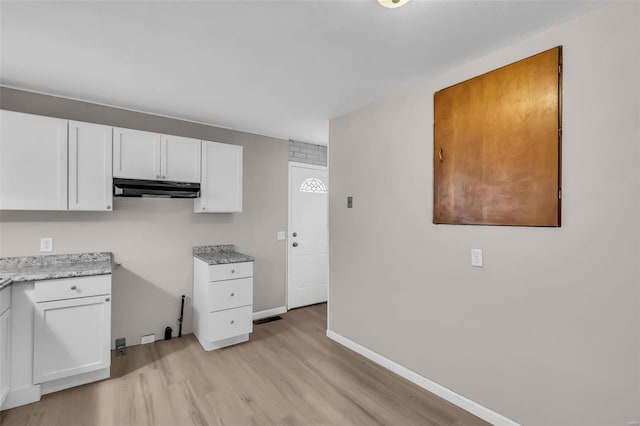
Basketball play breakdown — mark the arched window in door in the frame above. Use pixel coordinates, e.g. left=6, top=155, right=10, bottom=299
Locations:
left=299, top=177, right=327, bottom=193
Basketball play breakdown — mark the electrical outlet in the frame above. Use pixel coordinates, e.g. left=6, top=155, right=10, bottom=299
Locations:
left=471, top=248, right=483, bottom=267
left=141, top=334, right=156, bottom=345
left=40, top=237, right=53, bottom=252
left=115, top=338, right=126, bottom=356
left=277, top=231, right=286, bottom=241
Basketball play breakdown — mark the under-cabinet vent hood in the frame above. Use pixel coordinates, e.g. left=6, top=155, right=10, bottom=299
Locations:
left=113, top=178, right=200, bottom=198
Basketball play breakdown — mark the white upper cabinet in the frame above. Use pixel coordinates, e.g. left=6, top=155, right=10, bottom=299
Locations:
left=195, top=141, right=243, bottom=213
left=113, top=127, right=161, bottom=180
left=161, top=135, right=201, bottom=183
left=69, top=121, right=113, bottom=211
left=114, top=127, right=200, bottom=182
left=0, top=110, right=68, bottom=210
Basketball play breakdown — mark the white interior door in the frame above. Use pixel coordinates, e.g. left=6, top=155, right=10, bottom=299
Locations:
left=288, top=163, right=328, bottom=309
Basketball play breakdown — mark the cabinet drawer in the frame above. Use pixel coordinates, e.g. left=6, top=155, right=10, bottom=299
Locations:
left=209, top=278, right=252, bottom=312
left=35, top=275, right=111, bottom=303
left=0, top=285, right=10, bottom=315
left=208, top=262, right=253, bottom=282
left=207, top=305, right=252, bottom=343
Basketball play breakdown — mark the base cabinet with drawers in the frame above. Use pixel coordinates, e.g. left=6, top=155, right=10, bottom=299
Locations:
left=193, top=259, right=253, bottom=351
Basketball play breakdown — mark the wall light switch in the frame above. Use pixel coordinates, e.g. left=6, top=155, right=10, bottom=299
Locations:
left=277, top=231, right=286, bottom=241
left=471, top=248, right=483, bottom=267
left=40, top=237, right=53, bottom=252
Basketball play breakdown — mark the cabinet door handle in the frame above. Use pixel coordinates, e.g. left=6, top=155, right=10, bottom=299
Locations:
left=230, top=292, right=235, bottom=297
left=70, top=285, right=77, bottom=290
left=105, top=297, right=110, bottom=302
left=230, top=320, right=235, bottom=324
left=156, top=174, right=161, bottom=179
left=106, top=205, right=111, bottom=210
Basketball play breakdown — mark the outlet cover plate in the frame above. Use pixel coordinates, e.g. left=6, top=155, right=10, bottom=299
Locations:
left=141, top=334, right=156, bottom=345
left=40, top=237, right=53, bottom=252
left=471, top=248, right=483, bottom=267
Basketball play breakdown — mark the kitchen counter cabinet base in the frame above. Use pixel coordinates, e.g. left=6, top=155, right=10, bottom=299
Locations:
left=193, top=257, right=253, bottom=351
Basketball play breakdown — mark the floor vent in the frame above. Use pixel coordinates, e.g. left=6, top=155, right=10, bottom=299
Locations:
left=253, top=315, right=283, bottom=325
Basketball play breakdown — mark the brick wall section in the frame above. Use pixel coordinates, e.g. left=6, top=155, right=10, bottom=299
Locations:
left=288, top=140, right=327, bottom=166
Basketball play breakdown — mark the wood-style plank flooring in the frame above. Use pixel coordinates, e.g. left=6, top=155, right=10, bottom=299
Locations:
left=1, top=303, right=488, bottom=425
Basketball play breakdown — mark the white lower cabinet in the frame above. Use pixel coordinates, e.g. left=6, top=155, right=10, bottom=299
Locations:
left=193, top=259, right=253, bottom=351
left=0, top=285, right=11, bottom=408
left=33, top=275, right=111, bottom=385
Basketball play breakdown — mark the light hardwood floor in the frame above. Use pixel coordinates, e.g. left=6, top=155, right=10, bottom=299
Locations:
left=1, top=303, right=488, bottom=426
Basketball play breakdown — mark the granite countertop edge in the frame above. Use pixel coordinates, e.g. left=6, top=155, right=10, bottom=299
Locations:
left=6, top=268, right=112, bottom=284
left=193, top=252, right=255, bottom=265
left=0, top=252, right=113, bottom=285
left=193, top=244, right=254, bottom=265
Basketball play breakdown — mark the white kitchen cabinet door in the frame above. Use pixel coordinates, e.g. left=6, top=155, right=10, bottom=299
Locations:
left=69, top=121, right=113, bottom=211
left=0, top=110, right=68, bottom=210
left=195, top=141, right=243, bottom=213
left=34, top=295, right=111, bottom=384
left=113, top=127, right=161, bottom=180
left=161, top=135, right=201, bottom=182
left=0, top=307, right=10, bottom=407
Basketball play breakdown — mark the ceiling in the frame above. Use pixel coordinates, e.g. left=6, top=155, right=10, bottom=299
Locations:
left=0, top=0, right=603, bottom=145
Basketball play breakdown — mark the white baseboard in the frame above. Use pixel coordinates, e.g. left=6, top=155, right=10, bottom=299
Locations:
left=326, top=329, right=520, bottom=426
left=253, top=306, right=287, bottom=321
left=2, top=385, right=41, bottom=411
left=41, top=367, right=110, bottom=396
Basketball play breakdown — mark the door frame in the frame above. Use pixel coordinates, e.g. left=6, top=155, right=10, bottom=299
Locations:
left=287, top=161, right=329, bottom=311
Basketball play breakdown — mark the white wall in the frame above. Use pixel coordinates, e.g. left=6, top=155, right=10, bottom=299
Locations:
left=329, top=3, right=639, bottom=426
left=0, top=87, right=289, bottom=347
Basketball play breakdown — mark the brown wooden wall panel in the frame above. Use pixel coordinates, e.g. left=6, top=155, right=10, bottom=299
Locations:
left=434, top=47, right=562, bottom=227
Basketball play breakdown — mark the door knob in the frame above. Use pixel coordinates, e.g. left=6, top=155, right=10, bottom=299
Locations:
left=292, top=242, right=298, bottom=247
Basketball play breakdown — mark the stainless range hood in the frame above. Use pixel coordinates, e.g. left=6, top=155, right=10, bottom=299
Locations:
left=113, top=178, right=200, bottom=198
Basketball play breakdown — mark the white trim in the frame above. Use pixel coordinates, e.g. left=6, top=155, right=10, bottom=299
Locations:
left=288, top=161, right=328, bottom=171
left=326, top=330, right=521, bottom=426
left=2, top=385, right=41, bottom=410
left=252, top=306, right=287, bottom=321
left=40, top=367, right=110, bottom=396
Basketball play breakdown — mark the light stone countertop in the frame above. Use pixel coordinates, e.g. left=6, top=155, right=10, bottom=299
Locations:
left=193, top=245, right=254, bottom=265
left=0, top=252, right=113, bottom=284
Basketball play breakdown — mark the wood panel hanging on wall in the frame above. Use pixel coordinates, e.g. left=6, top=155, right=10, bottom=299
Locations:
left=433, top=46, right=562, bottom=227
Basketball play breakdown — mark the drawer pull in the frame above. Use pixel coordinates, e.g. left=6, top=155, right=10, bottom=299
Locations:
left=70, top=285, right=77, bottom=291
left=231, top=269, right=235, bottom=274
left=230, top=320, right=235, bottom=324
left=105, top=297, right=110, bottom=302
left=230, top=292, right=235, bottom=297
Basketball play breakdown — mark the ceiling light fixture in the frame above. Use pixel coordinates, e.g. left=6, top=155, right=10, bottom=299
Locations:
left=377, top=0, right=411, bottom=9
